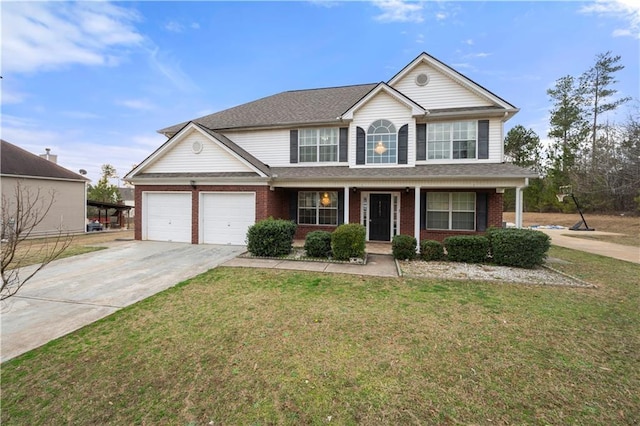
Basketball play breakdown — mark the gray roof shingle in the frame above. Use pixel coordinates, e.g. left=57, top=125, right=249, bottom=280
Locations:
left=1, top=139, right=87, bottom=181
left=159, top=83, right=378, bottom=135
left=270, top=163, right=539, bottom=180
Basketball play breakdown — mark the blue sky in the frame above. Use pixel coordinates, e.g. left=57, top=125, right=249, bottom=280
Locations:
left=2, top=1, right=638, bottom=184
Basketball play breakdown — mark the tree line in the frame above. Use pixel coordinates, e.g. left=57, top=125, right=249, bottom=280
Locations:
left=504, top=51, right=638, bottom=214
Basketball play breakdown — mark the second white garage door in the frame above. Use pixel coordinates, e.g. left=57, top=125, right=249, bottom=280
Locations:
left=201, top=192, right=255, bottom=245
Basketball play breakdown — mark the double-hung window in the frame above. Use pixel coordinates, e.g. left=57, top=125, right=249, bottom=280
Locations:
left=426, top=192, right=475, bottom=230
left=299, top=128, right=338, bottom=163
left=298, top=191, right=338, bottom=225
left=427, top=121, right=477, bottom=160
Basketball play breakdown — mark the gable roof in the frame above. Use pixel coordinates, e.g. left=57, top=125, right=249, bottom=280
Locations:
left=158, top=83, right=378, bottom=136
left=194, top=123, right=271, bottom=176
left=1, top=139, right=87, bottom=182
left=388, top=52, right=517, bottom=110
left=125, top=122, right=271, bottom=180
left=339, top=82, right=426, bottom=120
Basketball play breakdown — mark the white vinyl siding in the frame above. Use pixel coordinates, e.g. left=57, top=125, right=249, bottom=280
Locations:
left=350, top=92, right=414, bottom=167
left=146, top=131, right=255, bottom=173
left=426, top=192, right=475, bottom=231
left=221, top=129, right=290, bottom=166
left=391, top=62, right=493, bottom=110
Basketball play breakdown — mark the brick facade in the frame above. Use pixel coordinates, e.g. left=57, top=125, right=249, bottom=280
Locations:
left=136, top=185, right=504, bottom=244
left=134, top=184, right=272, bottom=244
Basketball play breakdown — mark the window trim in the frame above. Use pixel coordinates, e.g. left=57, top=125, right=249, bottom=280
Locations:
left=366, top=119, right=398, bottom=164
left=427, top=121, right=478, bottom=160
left=297, top=191, right=339, bottom=226
left=426, top=192, right=476, bottom=231
left=298, top=128, right=339, bottom=163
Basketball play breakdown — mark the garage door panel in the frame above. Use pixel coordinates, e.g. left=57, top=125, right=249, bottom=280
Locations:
left=145, top=193, right=191, bottom=243
left=202, top=193, right=255, bottom=245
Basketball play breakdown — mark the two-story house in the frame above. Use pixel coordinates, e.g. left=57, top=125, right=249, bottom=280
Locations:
left=125, top=52, right=537, bottom=245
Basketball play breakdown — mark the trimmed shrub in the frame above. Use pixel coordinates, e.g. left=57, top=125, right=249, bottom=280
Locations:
left=443, top=235, right=489, bottom=263
left=392, top=234, right=417, bottom=260
left=304, top=231, right=332, bottom=258
left=331, top=224, right=366, bottom=261
left=488, top=228, right=551, bottom=268
left=420, top=239, right=445, bottom=261
left=246, top=218, right=296, bottom=257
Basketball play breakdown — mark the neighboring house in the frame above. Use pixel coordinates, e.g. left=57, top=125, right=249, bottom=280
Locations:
left=118, top=187, right=135, bottom=217
left=1, top=140, right=88, bottom=237
left=125, top=52, right=538, bottom=245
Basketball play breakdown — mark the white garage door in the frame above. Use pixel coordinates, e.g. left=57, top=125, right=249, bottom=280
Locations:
left=201, top=192, right=255, bottom=245
left=145, top=192, right=192, bottom=243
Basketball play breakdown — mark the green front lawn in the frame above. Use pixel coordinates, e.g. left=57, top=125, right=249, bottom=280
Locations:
left=2, top=246, right=639, bottom=425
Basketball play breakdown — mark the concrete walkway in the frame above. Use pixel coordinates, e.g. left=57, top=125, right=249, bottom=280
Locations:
left=223, top=253, right=399, bottom=277
left=1, top=241, right=244, bottom=362
left=539, top=229, right=640, bottom=264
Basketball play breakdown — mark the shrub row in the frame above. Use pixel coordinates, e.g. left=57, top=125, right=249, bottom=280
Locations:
left=331, top=224, right=366, bottom=261
left=246, top=220, right=367, bottom=261
left=246, top=218, right=296, bottom=257
left=486, top=227, right=551, bottom=268
left=391, top=228, right=550, bottom=268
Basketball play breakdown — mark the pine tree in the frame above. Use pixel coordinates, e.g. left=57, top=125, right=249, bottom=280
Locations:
left=579, top=51, right=631, bottom=167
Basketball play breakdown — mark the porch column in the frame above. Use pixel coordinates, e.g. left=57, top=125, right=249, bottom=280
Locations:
left=515, top=187, right=524, bottom=228
left=414, top=186, right=421, bottom=247
left=343, top=186, right=350, bottom=224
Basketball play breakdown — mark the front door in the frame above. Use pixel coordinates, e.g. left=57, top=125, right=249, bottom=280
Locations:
left=369, top=194, right=391, bottom=241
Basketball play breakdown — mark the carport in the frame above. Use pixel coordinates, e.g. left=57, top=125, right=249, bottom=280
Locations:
left=87, top=200, right=133, bottom=229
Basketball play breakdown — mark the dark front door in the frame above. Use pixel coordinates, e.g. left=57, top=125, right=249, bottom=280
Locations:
left=369, top=194, right=391, bottom=241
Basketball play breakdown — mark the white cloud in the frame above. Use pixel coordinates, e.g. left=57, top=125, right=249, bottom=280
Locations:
left=1, top=2, right=143, bottom=74
left=117, top=99, right=157, bottom=111
left=435, top=12, right=447, bottom=21
left=416, top=33, right=425, bottom=44
left=580, top=0, right=640, bottom=39
left=165, top=21, right=184, bottom=33
left=463, top=39, right=474, bottom=45
left=309, top=0, right=342, bottom=8
left=61, top=111, right=102, bottom=120
left=465, top=52, right=492, bottom=59
left=1, top=88, right=28, bottom=105
left=146, top=47, right=198, bottom=92
left=373, top=0, right=424, bottom=23
left=451, top=63, right=474, bottom=70
left=191, top=22, right=201, bottom=30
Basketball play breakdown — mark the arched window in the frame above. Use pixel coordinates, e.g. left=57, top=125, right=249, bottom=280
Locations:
left=367, top=119, right=397, bottom=164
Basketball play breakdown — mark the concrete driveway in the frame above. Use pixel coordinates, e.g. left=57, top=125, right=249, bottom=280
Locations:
left=1, top=241, right=244, bottom=362
left=538, top=229, right=640, bottom=264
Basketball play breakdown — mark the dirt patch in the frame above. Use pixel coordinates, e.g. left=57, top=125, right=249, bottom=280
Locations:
left=503, top=212, right=638, bottom=234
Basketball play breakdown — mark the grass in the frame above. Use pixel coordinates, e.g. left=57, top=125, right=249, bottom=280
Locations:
left=7, top=230, right=132, bottom=269
left=503, top=212, right=640, bottom=247
left=2, top=246, right=639, bottom=425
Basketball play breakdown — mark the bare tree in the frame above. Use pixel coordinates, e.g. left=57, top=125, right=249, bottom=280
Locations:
left=1, top=180, right=73, bottom=301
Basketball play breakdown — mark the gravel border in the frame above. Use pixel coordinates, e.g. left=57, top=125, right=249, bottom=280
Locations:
left=399, top=260, right=596, bottom=288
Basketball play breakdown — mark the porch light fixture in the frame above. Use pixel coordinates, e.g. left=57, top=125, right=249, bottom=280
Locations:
left=374, top=141, right=387, bottom=155
left=321, top=192, right=331, bottom=207
left=190, top=180, right=197, bottom=189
